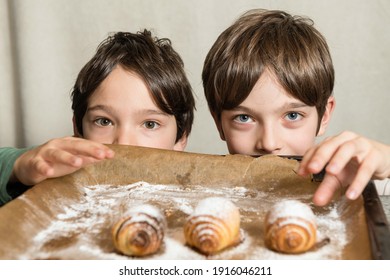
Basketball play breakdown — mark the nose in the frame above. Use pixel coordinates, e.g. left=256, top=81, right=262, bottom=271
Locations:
left=255, top=125, right=282, bottom=154
left=112, top=127, right=138, bottom=145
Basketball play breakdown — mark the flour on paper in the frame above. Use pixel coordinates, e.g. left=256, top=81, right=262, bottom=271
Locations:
left=20, top=182, right=347, bottom=260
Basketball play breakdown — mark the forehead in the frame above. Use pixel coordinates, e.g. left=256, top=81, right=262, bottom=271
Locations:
left=88, top=66, right=155, bottom=106
left=239, top=71, right=311, bottom=113
left=96, top=66, right=147, bottom=92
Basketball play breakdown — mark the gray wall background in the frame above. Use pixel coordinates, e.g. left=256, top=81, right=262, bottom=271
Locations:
left=1, top=0, right=389, bottom=155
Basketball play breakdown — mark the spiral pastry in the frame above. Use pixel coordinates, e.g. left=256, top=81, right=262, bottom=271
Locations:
left=264, top=200, right=317, bottom=254
left=111, top=204, right=166, bottom=256
left=184, top=197, right=241, bottom=255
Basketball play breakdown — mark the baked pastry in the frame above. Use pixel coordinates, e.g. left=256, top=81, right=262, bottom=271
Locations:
left=184, top=197, right=241, bottom=255
left=264, top=200, right=317, bottom=254
left=112, top=204, right=166, bottom=256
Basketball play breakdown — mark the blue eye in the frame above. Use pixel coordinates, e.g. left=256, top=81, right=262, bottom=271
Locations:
left=285, top=112, right=302, bottom=121
left=95, top=118, right=112, bottom=126
left=235, top=114, right=253, bottom=123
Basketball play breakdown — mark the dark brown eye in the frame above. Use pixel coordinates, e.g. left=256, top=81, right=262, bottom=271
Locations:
left=95, top=118, right=112, bottom=126
left=144, top=121, right=159, bottom=129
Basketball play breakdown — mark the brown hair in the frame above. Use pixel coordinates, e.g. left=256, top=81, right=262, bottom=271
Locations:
left=71, top=30, right=195, bottom=142
left=202, top=9, right=334, bottom=130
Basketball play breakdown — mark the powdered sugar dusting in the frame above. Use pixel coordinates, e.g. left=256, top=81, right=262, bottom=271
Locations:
left=17, top=182, right=350, bottom=259
left=125, top=204, right=165, bottom=224
left=266, top=200, right=316, bottom=224
left=192, top=197, right=238, bottom=221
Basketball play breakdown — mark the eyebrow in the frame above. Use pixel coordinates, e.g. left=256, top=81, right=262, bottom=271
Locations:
left=230, top=102, right=310, bottom=114
left=86, top=105, right=116, bottom=115
left=281, top=102, right=310, bottom=110
left=86, top=105, right=171, bottom=117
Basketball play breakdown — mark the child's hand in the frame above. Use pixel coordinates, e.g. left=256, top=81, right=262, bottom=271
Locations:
left=11, top=137, right=115, bottom=186
left=297, top=131, right=390, bottom=206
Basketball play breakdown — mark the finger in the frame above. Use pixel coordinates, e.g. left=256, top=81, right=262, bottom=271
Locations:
left=298, top=146, right=318, bottom=176
left=18, top=157, right=55, bottom=185
left=345, top=154, right=378, bottom=200
left=299, top=143, right=333, bottom=176
left=70, top=154, right=105, bottom=166
left=67, top=142, right=114, bottom=160
left=46, top=137, right=114, bottom=160
left=44, top=148, right=83, bottom=168
left=33, top=158, right=55, bottom=178
left=324, top=139, right=361, bottom=175
left=312, top=173, right=343, bottom=206
left=299, top=132, right=358, bottom=175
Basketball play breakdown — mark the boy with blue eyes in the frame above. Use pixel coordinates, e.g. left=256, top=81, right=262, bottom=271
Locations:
left=202, top=9, right=390, bottom=206
left=0, top=30, right=195, bottom=206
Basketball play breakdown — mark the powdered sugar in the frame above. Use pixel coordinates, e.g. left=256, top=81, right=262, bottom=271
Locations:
left=19, top=181, right=349, bottom=259
left=125, top=204, right=165, bottom=224
left=192, top=197, right=238, bottom=221
left=266, top=200, right=316, bottom=224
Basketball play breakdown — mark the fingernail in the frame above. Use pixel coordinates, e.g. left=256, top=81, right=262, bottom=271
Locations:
left=327, top=163, right=337, bottom=174
left=72, top=157, right=82, bottom=166
left=96, top=149, right=104, bottom=158
left=308, top=161, right=319, bottom=171
left=346, top=190, right=357, bottom=200
left=107, top=150, right=115, bottom=158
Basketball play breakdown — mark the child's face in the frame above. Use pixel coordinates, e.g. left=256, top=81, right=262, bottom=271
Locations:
left=216, top=70, right=332, bottom=156
left=81, top=66, right=186, bottom=151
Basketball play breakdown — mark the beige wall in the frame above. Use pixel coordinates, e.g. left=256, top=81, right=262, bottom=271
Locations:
left=1, top=0, right=389, bottom=155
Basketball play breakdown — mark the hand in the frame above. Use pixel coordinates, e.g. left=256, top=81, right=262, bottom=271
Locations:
left=12, top=137, right=115, bottom=186
left=297, top=131, right=390, bottom=206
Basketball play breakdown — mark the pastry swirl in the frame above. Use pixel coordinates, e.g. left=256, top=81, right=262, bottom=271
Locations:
left=112, top=204, right=166, bottom=256
left=184, top=197, right=241, bottom=255
left=264, top=200, right=317, bottom=254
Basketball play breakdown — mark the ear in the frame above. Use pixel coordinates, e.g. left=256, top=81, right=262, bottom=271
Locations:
left=317, top=96, right=336, bottom=136
left=72, top=116, right=82, bottom=137
left=173, top=133, right=188, bottom=151
left=211, top=112, right=226, bottom=141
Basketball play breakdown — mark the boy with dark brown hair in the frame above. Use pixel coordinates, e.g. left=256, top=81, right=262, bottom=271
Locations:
left=0, top=30, right=195, bottom=206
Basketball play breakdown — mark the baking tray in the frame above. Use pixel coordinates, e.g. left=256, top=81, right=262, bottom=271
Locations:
left=282, top=156, right=390, bottom=260
left=362, top=181, right=390, bottom=259
left=0, top=145, right=389, bottom=259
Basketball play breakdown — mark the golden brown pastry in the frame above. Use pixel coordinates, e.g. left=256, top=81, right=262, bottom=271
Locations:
left=112, top=204, right=166, bottom=256
left=264, top=200, right=317, bottom=254
left=184, top=197, right=241, bottom=255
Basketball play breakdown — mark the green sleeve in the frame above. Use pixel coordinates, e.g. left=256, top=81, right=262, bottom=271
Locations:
left=0, top=147, right=33, bottom=206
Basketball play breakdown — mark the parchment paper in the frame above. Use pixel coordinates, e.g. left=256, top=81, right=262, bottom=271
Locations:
left=0, top=145, right=371, bottom=259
